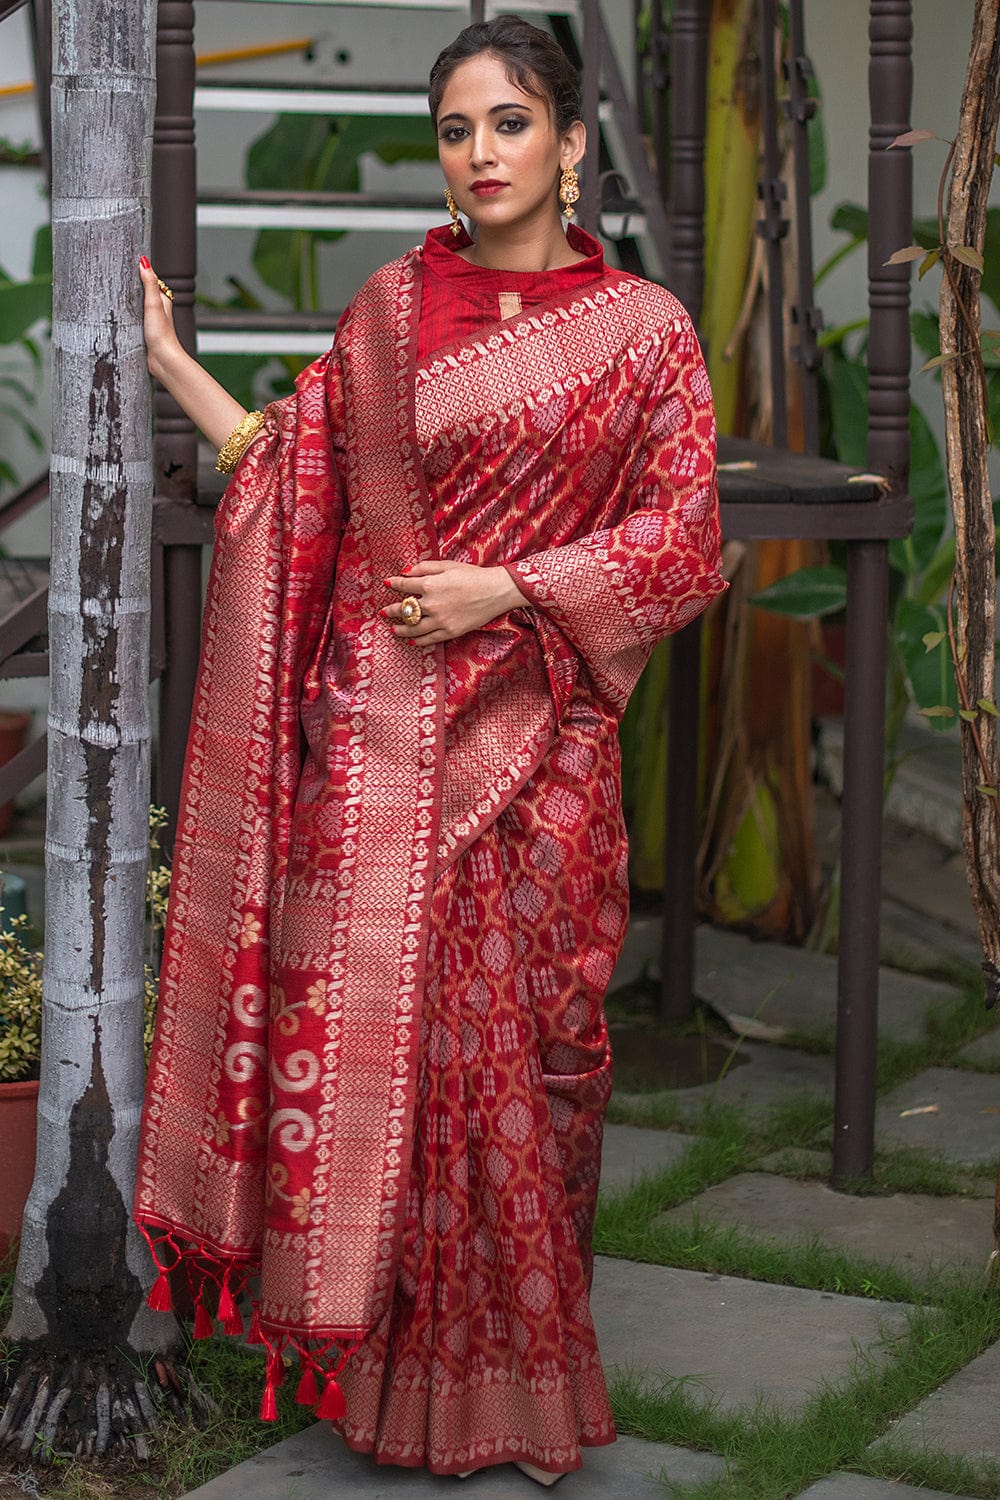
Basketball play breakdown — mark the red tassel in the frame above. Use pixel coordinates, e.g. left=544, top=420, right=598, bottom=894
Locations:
left=316, top=1374, right=347, bottom=1421
left=247, top=1306, right=265, bottom=1346
left=223, top=1306, right=244, bottom=1337
left=295, top=1365, right=319, bottom=1407
left=192, top=1301, right=213, bottom=1340
left=146, top=1272, right=173, bottom=1313
left=217, top=1279, right=237, bottom=1324
left=259, top=1381, right=278, bottom=1422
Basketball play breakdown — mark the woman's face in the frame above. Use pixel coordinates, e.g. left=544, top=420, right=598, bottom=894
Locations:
left=435, top=52, right=584, bottom=236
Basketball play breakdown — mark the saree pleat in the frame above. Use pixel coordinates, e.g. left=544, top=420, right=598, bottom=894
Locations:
left=339, top=690, right=621, bottom=1473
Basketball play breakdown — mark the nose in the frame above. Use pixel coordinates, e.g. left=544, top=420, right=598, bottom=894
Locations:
left=468, top=125, right=497, bottom=170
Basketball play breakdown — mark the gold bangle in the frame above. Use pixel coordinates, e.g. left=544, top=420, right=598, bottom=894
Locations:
left=215, top=410, right=266, bottom=474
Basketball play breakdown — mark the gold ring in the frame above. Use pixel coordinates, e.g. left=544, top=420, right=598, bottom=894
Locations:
left=156, top=277, right=175, bottom=302
left=400, top=595, right=422, bottom=626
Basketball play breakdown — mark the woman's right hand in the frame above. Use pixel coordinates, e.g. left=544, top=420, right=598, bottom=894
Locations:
left=135, top=257, right=248, bottom=450
left=138, top=256, right=181, bottom=384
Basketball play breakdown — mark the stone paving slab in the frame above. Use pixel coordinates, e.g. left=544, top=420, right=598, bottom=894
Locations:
left=618, top=1039, right=834, bottom=1125
left=590, top=1257, right=910, bottom=1415
left=658, top=1172, right=994, bottom=1277
left=955, top=1029, right=1000, bottom=1070
left=178, top=1421, right=723, bottom=1497
left=799, top=1476, right=963, bottom=1499
left=875, top=1068, right=1000, bottom=1166
left=695, top=928, right=964, bottom=1047
left=599, top=1124, right=700, bottom=1194
left=876, top=1338, right=1000, bottom=1463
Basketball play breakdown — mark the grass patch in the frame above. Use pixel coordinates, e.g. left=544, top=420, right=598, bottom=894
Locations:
left=612, top=1284, right=1000, bottom=1499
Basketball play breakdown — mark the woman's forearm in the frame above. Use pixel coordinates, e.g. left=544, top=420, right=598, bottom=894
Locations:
left=151, top=339, right=248, bottom=452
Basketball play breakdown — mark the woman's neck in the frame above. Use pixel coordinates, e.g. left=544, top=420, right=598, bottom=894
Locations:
left=460, top=216, right=585, bottom=273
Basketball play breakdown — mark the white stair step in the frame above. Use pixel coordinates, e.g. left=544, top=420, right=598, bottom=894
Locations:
left=198, top=200, right=441, bottom=231
left=194, top=84, right=612, bottom=122
left=194, top=85, right=429, bottom=116
left=203, top=0, right=578, bottom=13
left=197, top=329, right=334, bottom=355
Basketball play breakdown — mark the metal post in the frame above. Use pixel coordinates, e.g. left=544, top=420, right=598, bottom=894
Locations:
left=668, top=0, right=708, bottom=319
left=785, top=0, right=822, bottom=455
left=832, top=0, right=912, bottom=1186
left=661, top=621, right=704, bottom=1022
left=660, top=0, right=709, bottom=1025
left=153, top=1, right=202, bottom=844
left=757, top=0, right=788, bottom=449
left=580, top=0, right=601, bottom=232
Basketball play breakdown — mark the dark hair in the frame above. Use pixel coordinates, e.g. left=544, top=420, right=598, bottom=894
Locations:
left=428, top=15, right=582, bottom=134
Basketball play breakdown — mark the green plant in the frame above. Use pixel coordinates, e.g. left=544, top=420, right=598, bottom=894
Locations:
left=750, top=200, right=1000, bottom=759
left=0, top=806, right=169, bottom=1082
left=200, top=113, right=438, bottom=410
left=0, top=223, right=51, bottom=489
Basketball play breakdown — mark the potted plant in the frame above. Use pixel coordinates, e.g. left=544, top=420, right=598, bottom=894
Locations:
left=0, top=810, right=169, bottom=1252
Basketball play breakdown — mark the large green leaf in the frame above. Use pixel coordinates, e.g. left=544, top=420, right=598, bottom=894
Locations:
left=246, top=114, right=438, bottom=303
left=893, top=401, right=948, bottom=577
left=0, top=276, right=51, bottom=344
left=828, top=352, right=868, bottom=467
left=829, top=201, right=868, bottom=241
left=829, top=351, right=946, bottom=579
left=895, top=597, right=958, bottom=729
left=750, top=564, right=847, bottom=619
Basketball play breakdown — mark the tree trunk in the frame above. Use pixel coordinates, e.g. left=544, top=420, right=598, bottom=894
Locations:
left=0, top=0, right=201, bottom=1461
left=939, top=1, right=1000, bottom=1008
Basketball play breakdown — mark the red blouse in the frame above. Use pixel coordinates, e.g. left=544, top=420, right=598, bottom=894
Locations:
left=416, top=221, right=606, bottom=365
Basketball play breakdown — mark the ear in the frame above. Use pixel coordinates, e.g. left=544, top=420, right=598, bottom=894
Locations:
left=560, top=120, right=586, bottom=170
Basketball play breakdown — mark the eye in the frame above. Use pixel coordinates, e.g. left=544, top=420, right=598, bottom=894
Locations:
left=439, top=125, right=468, bottom=144
left=498, top=116, right=527, bottom=133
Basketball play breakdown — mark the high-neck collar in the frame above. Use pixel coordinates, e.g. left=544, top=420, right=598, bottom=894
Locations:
left=421, top=221, right=605, bottom=282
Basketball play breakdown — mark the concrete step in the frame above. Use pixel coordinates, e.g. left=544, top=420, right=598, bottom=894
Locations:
left=591, top=1258, right=911, bottom=1416
left=874, top=1338, right=1000, bottom=1468
left=658, top=1172, right=995, bottom=1278
left=178, top=1421, right=723, bottom=1497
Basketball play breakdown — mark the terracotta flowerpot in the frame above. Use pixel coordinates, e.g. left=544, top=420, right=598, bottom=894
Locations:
left=0, top=709, right=31, bottom=838
left=0, top=1077, right=39, bottom=1257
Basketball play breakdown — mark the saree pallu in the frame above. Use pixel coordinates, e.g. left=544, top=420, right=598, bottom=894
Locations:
left=135, top=245, right=725, bottom=1472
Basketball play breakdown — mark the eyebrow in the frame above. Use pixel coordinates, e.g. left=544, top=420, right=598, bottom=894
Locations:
left=437, top=102, right=533, bottom=125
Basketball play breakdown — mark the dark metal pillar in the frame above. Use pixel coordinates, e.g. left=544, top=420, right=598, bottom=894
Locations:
left=757, top=0, right=789, bottom=449
left=153, top=1, right=201, bottom=844
left=660, top=0, right=709, bottom=1025
left=580, top=0, right=601, bottom=232
left=668, top=0, right=708, bottom=320
left=832, top=0, right=913, bottom=1185
left=785, top=0, right=822, bottom=455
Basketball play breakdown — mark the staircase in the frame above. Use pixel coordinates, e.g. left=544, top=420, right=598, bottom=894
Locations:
left=183, top=0, right=667, bottom=360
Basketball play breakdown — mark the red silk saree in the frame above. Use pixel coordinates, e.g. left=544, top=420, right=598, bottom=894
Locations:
left=136, top=226, right=725, bottom=1475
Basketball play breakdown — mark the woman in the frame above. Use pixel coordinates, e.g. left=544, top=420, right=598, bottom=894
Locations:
left=135, top=15, right=725, bottom=1485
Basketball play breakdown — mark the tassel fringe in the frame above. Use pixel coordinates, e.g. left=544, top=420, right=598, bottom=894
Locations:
left=136, top=1219, right=360, bottom=1424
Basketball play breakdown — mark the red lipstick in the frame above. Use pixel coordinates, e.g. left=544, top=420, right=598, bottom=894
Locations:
left=470, top=179, right=508, bottom=196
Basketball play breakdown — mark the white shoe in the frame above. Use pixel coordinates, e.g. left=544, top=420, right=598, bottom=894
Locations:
left=515, top=1462, right=566, bottom=1487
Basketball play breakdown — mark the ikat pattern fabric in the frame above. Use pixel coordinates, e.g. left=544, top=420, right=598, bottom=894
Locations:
left=135, top=235, right=725, bottom=1473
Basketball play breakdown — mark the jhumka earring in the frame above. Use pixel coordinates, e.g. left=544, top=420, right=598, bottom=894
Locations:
left=559, top=165, right=581, bottom=219
left=444, top=186, right=462, bottom=236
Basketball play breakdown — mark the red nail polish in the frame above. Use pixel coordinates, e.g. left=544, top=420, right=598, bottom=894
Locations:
left=139, top=255, right=151, bottom=270
left=383, top=578, right=392, bottom=588
left=402, top=566, right=412, bottom=574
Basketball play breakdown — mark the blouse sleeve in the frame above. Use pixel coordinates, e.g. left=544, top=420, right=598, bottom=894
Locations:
left=505, top=316, right=726, bottom=715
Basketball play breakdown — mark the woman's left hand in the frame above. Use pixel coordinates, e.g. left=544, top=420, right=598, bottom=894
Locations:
left=384, top=560, right=528, bottom=644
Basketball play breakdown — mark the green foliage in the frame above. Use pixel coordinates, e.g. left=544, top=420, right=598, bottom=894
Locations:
left=200, top=113, right=438, bottom=409
left=0, top=223, right=51, bottom=487
left=752, top=195, right=1000, bottom=743
left=246, top=113, right=436, bottom=304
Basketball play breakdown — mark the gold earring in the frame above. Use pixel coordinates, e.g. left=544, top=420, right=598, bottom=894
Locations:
left=444, top=186, right=462, bottom=237
left=559, top=165, right=580, bottom=219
